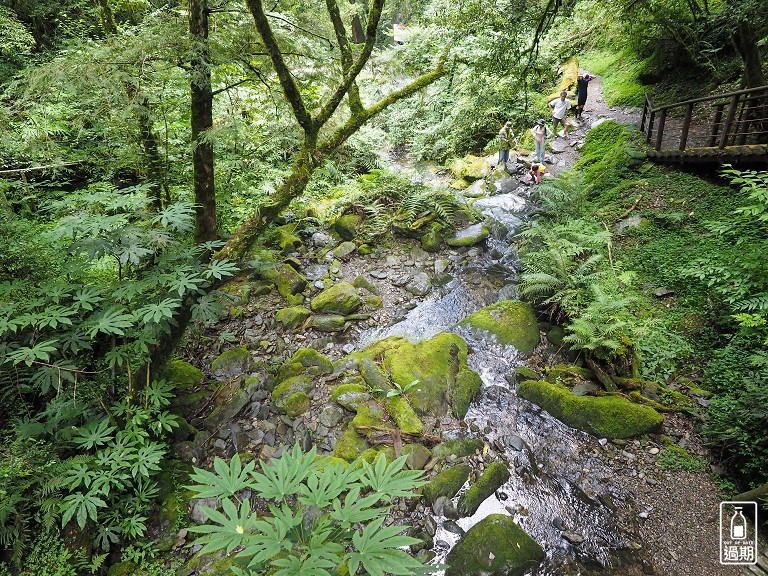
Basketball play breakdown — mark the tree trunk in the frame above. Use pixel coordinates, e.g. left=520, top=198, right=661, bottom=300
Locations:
left=94, top=0, right=117, bottom=36
left=136, top=94, right=166, bottom=210
left=733, top=21, right=765, bottom=89
left=190, top=0, right=218, bottom=245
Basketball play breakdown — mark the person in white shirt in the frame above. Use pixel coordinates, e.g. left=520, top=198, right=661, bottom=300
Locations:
left=548, top=91, right=572, bottom=138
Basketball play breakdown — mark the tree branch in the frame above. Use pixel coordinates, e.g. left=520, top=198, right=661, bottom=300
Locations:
left=325, top=0, right=364, bottom=116
left=245, top=0, right=313, bottom=133
left=266, top=11, right=334, bottom=49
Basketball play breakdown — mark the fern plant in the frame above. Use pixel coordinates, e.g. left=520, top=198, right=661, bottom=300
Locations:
left=187, top=445, right=435, bottom=576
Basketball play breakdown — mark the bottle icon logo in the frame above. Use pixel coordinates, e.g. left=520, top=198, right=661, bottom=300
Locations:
left=730, top=507, right=747, bottom=540
left=720, top=501, right=758, bottom=565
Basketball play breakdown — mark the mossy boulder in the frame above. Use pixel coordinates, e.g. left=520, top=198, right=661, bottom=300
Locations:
left=331, top=382, right=371, bottom=411
left=423, top=465, right=470, bottom=504
left=333, top=428, right=368, bottom=461
left=457, top=462, right=511, bottom=517
left=275, top=306, right=311, bottom=329
left=210, top=347, right=252, bottom=380
left=402, top=443, right=432, bottom=470
left=333, top=241, right=357, bottom=259
left=284, top=391, right=311, bottom=417
left=108, top=562, right=139, bottom=576
left=359, top=357, right=391, bottom=392
left=546, top=325, right=566, bottom=346
left=446, top=514, right=544, bottom=576
left=272, top=375, right=313, bottom=410
left=445, top=223, right=490, bottom=247
left=451, top=368, right=483, bottom=419
left=311, top=314, right=347, bottom=332
left=459, top=300, right=539, bottom=354
left=266, top=263, right=307, bottom=299
left=311, top=282, right=361, bottom=315
left=353, top=274, right=379, bottom=295
left=163, top=359, right=203, bottom=390
left=351, top=401, right=391, bottom=433
left=275, top=223, right=303, bottom=253
left=518, top=380, right=664, bottom=439
left=448, top=155, right=489, bottom=182
left=277, top=348, right=333, bottom=381
left=431, top=438, right=484, bottom=460
left=421, top=222, right=444, bottom=253
left=385, top=395, right=423, bottom=435
left=545, top=363, right=595, bottom=385
left=332, top=214, right=361, bottom=240
left=365, top=294, right=383, bottom=309
left=383, top=332, right=468, bottom=417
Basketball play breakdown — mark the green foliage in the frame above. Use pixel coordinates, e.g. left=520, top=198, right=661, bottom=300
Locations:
left=657, top=444, right=707, bottom=472
left=187, top=445, right=431, bottom=576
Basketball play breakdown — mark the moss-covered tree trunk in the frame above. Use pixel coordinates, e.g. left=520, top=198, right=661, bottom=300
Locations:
left=190, top=0, right=218, bottom=245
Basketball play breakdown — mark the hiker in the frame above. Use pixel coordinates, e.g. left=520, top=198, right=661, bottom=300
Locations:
left=498, top=121, right=518, bottom=166
left=575, top=73, right=593, bottom=119
left=530, top=119, right=551, bottom=163
left=528, top=163, right=546, bottom=184
left=548, top=91, right=572, bottom=138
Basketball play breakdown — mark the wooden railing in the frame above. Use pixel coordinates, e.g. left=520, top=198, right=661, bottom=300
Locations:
left=641, top=86, right=768, bottom=152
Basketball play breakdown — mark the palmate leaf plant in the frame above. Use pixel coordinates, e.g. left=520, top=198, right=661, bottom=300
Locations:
left=187, top=445, right=438, bottom=576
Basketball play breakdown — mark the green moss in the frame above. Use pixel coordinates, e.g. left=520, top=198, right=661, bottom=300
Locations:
left=385, top=396, right=423, bottom=435
left=445, top=514, right=544, bottom=576
left=518, top=380, right=664, bottom=439
left=351, top=401, right=391, bottom=433
left=310, top=282, right=361, bottom=315
left=445, top=223, right=490, bottom=247
left=210, top=347, right=252, bottom=379
left=272, top=375, right=313, bottom=409
left=360, top=448, right=380, bottom=462
left=421, top=222, right=443, bottom=253
left=333, top=428, right=368, bottom=461
left=431, top=438, right=483, bottom=460
left=268, top=264, right=308, bottom=299
left=284, top=391, right=311, bottom=417
left=545, top=363, right=595, bottom=385
left=457, top=462, right=511, bottom=517
left=401, top=443, right=432, bottom=469
left=423, top=465, right=470, bottom=504
left=274, top=306, right=311, bottom=329
left=448, top=155, right=488, bottom=181
left=358, top=357, right=391, bottom=392
left=352, top=274, right=379, bottom=295
left=364, top=295, right=383, bottom=309
left=451, top=368, right=482, bottom=419
left=331, top=382, right=371, bottom=411
left=281, top=348, right=333, bottom=377
left=514, top=366, right=540, bottom=381
left=332, top=214, right=361, bottom=240
left=163, top=359, right=203, bottom=390
left=459, top=300, right=539, bottom=354
left=310, top=314, right=346, bottom=331
left=107, top=561, right=138, bottom=576
left=275, top=223, right=303, bottom=253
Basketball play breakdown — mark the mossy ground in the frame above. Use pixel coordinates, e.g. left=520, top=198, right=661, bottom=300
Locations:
left=518, top=380, right=663, bottom=439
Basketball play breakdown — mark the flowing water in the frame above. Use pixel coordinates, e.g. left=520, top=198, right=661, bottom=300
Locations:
left=359, top=166, right=639, bottom=574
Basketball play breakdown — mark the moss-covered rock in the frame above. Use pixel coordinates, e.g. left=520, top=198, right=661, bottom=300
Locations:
left=385, top=396, right=423, bottom=435
left=332, top=214, right=361, bottom=240
left=210, top=347, right=252, bottom=380
left=518, top=380, right=664, bottom=438
left=107, top=561, right=139, bottom=576
left=333, top=428, right=368, bottom=461
left=353, top=274, right=379, bottom=295
left=421, top=222, right=444, bottom=253
left=333, top=241, right=357, bottom=259
left=457, top=462, right=511, bottom=517
left=331, top=382, right=371, bottom=411
left=459, top=300, right=539, bottom=354
left=274, top=306, right=311, bottom=330
left=446, top=514, right=544, bottom=576
left=402, top=443, right=431, bottom=469
left=448, top=155, right=489, bottom=181
left=269, top=263, right=308, bottom=299
left=365, top=294, right=383, bottom=309
left=351, top=401, right=391, bottom=433
left=546, top=325, right=566, bottom=346
left=272, top=375, right=313, bottom=409
left=445, top=223, right=490, bottom=247
left=163, top=359, right=203, bottom=390
left=431, top=438, right=484, bottom=460
left=423, top=465, right=471, bottom=504
left=311, top=314, right=347, bottom=332
left=277, top=348, right=333, bottom=380
left=275, top=223, right=303, bottom=253
left=451, top=367, right=483, bottom=419
left=359, top=357, right=391, bottom=392
left=311, top=282, right=361, bottom=315
left=284, top=391, right=311, bottom=417
left=514, top=366, right=540, bottom=382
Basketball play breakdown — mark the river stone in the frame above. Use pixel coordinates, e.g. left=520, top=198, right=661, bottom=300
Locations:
left=402, top=443, right=432, bottom=470
left=319, top=406, right=344, bottom=427
left=277, top=348, right=333, bottom=380
left=458, top=300, right=539, bottom=355
left=406, top=272, right=431, bottom=297
left=311, top=231, right=332, bottom=247
left=208, top=388, right=250, bottom=426
left=518, top=380, right=664, bottom=439
left=311, top=282, right=361, bottom=315
left=421, top=222, right=444, bottom=253
left=445, top=223, right=490, bottom=247
left=445, top=514, right=544, bottom=576
left=448, top=154, right=489, bottom=181
left=504, top=434, right=526, bottom=451
left=269, top=264, right=307, bottom=298
left=331, top=383, right=371, bottom=411
left=353, top=274, right=379, bottom=295
left=331, top=214, right=361, bottom=240
left=423, top=465, right=471, bottom=504
left=332, top=241, right=357, bottom=259
left=210, top=347, right=252, bottom=381
left=275, top=223, right=303, bottom=253
left=274, top=306, right=311, bottom=330
left=284, top=392, right=310, bottom=418
left=452, top=368, right=483, bottom=419
left=370, top=269, right=388, bottom=279
left=572, top=381, right=601, bottom=396
left=272, top=375, right=314, bottom=410
left=546, top=325, right=566, bottom=346
left=310, top=315, right=346, bottom=332
left=431, top=438, right=484, bottom=460
left=359, top=357, right=391, bottom=392
left=457, top=462, right=511, bottom=517
left=463, top=179, right=487, bottom=198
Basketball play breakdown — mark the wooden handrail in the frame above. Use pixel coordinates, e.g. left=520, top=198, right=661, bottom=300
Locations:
left=646, top=85, right=768, bottom=114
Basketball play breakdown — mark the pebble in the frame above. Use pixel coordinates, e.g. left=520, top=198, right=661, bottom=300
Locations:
left=639, top=512, right=649, bottom=519
left=370, top=270, right=388, bottom=279
left=314, top=280, right=325, bottom=289
left=649, top=447, right=660, bottom=455
left=598, top=438, right=608, bottom=446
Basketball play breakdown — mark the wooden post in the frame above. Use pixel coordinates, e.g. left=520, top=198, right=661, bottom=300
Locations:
left=709, top=103, right=725, bottom=147
left=641, top=96, right=648, bottom=133
left=646, top=110, right=655, bottom=144
left=680, top=103, right=694, bottom=150
left=720, top=94, right=740, bottom=149
left=655, top=108, right=667, bottom=151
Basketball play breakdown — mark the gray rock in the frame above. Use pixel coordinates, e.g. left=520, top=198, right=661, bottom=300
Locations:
left=370, top=270, right=388, bottom=279
left=442, top=520, right=465, bottom=536
left=552, top=516, right=565, bottom=531
left=504, top=435, right=526, bottom=451
left=654, top=287, right=675, bottom=298
left=406, top=272, right=431, bottom=297
left=445, top=223, right=490, bottom=247
left=391, top=274, right=411, bottom=287
left=572, top=382, right=601, bottom=396
left=563, top=531, right=585, bottom=545
left=319, top=406, right=344, bottom=428
left=311, top=232, right=332, bottom=247
left=443, top=499, right=459, bottom=519
left=333, top=241, right=356, bottom=258
left=432, top=496, right=448, bottom=516
left=189, top=497, right=219, bottom=524
left=424, top=515, right=437, bottom=537
left=314, top=280, right=325, bottom=290
left=310, top=315, right=346, bottom=332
